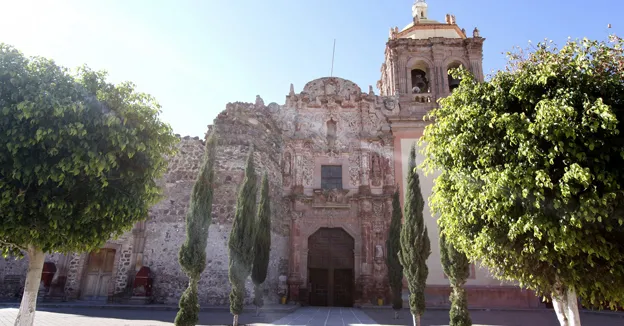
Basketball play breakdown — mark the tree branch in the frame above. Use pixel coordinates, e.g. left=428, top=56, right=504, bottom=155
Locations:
left=0, top=239, right=26, bottom=251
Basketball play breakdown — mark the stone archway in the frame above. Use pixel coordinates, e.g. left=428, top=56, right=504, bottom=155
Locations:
left=307, top=227, right=354, bottom=307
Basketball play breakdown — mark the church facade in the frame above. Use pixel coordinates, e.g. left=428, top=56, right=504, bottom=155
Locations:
left=0, top=1, right=541, bottom=308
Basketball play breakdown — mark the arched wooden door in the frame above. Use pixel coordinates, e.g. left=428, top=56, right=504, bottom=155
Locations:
left=308, top=228, right=354, bottom=307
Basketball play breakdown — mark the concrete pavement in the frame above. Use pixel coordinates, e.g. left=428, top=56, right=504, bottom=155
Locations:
left=0, top=306, right=622, bottom=325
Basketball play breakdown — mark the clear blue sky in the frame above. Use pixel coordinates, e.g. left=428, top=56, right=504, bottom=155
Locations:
left=0, top=0, right=620, bottom=136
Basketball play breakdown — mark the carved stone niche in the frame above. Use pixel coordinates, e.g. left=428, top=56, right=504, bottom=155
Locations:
left=312, top=188, right=350, bottom=207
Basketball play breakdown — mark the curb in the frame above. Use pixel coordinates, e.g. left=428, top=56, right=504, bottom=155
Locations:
left=0, top=303, right=299, bottom=314
left=359, top=305, right=624, bottom=317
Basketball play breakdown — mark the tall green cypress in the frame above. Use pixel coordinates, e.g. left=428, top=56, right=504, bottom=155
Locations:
left=398, top=144, right=431, bottom=326
left=175, top=133, right=217, bottom=326
left=228, top=147, right=258, bottom=326
left=440, top=231, right=472, bottom=326
left=386, top=189, right=404, bottom=319
left=251, top=174, right=271, bottom=316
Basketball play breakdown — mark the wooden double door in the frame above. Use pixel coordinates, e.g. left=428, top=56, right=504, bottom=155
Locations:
left=307, top=228, right=354, bottom=307
left=82, top=248, right=116, bottom=300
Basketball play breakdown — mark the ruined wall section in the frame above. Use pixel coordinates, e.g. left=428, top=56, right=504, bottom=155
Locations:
left=206, top=100, right=288, bottom=304
left=146, top=100, right=287, bottom=305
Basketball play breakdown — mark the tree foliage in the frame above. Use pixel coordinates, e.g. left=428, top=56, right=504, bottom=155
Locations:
left=0, top=44, right=177, bottom=255
left=0, top=43, right=177, bottom=325
left=228, top=148, right=258, bottom=319
left=251, top=173, right=271, bottom=310
left=175, top=133, right=217, bottom=326
left=440, top=231, right=471, bottom=326
left=399, top=144, right=431, bottom=324
left=422, top=36, right=624, bottom=309
left=386, top=189, right=404, bottom=312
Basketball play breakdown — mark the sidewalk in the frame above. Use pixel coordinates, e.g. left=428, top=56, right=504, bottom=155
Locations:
left=0, top=301, right=298, bottom=313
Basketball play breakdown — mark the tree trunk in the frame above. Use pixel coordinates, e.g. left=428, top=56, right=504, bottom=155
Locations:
left=412, top=313, right=421, bottom=326
left=14, top=245, right=45, bottom=326
left=552, top=287, right=581, bottom=326
left=233, top=314, right=239, bottom=326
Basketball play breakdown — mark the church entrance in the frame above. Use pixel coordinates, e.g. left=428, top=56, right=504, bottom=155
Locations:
left=307, top=228, right=354, bottom=307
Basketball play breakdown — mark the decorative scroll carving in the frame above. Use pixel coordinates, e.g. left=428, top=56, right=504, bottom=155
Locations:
left=372, top=220, right=384, bottom=235
left=302, top=157, right=314, bottom=187
left=348, top=154, right=360, bottom=187
left=312, top=189, right=350, bottom=206
left=373, top=201, right=383, bottom=218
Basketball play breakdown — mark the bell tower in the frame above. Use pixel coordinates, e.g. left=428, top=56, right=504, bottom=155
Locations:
left=377, top=0, right=485, bottom=117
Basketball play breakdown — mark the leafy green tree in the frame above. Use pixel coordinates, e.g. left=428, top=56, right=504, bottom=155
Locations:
left=440, top=231, right=472, bottom=326
left=175, top=133, right=217, bottom=326
left=228, top=148, right=258, bottom=326
left=0, top=44, right=177, bottom=326
left=251, top=173, right=271, bottom=316
left=399, top=144, right=431, bottom=326
left=422, top=36, right=624, bottom=326
left=386, top=189, right=403, bottom=319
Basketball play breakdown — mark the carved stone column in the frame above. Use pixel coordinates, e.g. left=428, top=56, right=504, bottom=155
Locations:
left=293, top=154, right=304, bottom=194
left=398, top=56, right=408, bottom=94
left=360, top=152, right=370, bottom=187
left=287, top=212, right=302, bottom=302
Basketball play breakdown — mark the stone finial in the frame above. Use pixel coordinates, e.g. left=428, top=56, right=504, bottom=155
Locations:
left=369, top=85, right=374, bottom=96
left=451, top=15, right=456, bottom=25
left=473, top=27, right=480, bottom=38
left=289, top=83, right=295, bottom=96
left=255, top=95, right=264, bottom=108
left=462, top=28, right=466, bottom=36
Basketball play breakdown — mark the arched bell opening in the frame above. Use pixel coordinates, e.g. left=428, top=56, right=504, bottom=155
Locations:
left=447, top=61, right=463, bottom=93
left=409, top=60, right=430, bottom=94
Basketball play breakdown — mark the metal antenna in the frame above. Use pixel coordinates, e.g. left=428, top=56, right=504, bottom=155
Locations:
left=330, top=39, right=336, bottom=77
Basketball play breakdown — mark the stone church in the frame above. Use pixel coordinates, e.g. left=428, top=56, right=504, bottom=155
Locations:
left=0, top=1, right=540, bottom=308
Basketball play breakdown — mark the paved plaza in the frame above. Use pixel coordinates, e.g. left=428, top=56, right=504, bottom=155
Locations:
left=0, top=306, right=622, bottom=325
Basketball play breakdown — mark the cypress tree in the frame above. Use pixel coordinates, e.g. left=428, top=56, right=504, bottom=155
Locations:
left=386, top=189, right=404, bottom=319
left=228, top=147, right=258, bottom=326
left=398, top=144, right=431, bottom=326
left=251, top=174, right=271, bottom=316
left=175, top=133, right=217, bottom=326
left=440, top=231, right=472, bottom=326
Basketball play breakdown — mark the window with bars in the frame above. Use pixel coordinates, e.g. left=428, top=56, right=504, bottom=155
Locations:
left=321, top=165, right=342, bottom=190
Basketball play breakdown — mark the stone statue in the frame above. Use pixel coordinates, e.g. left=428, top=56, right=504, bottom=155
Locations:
left=375, top=245, right=383, bottom=259
left=278, top=275, right=288, bottom=297
left=383, top=157, right=394, bottom=185
left=473, top=27, right=480, bottom=38
left=371, top=153, right=382, bottom=186
left=283, top=152, right=292, bottom=175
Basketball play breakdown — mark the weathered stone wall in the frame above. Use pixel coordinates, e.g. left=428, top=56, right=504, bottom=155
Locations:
left=145, top=99, right=288, bottom=305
